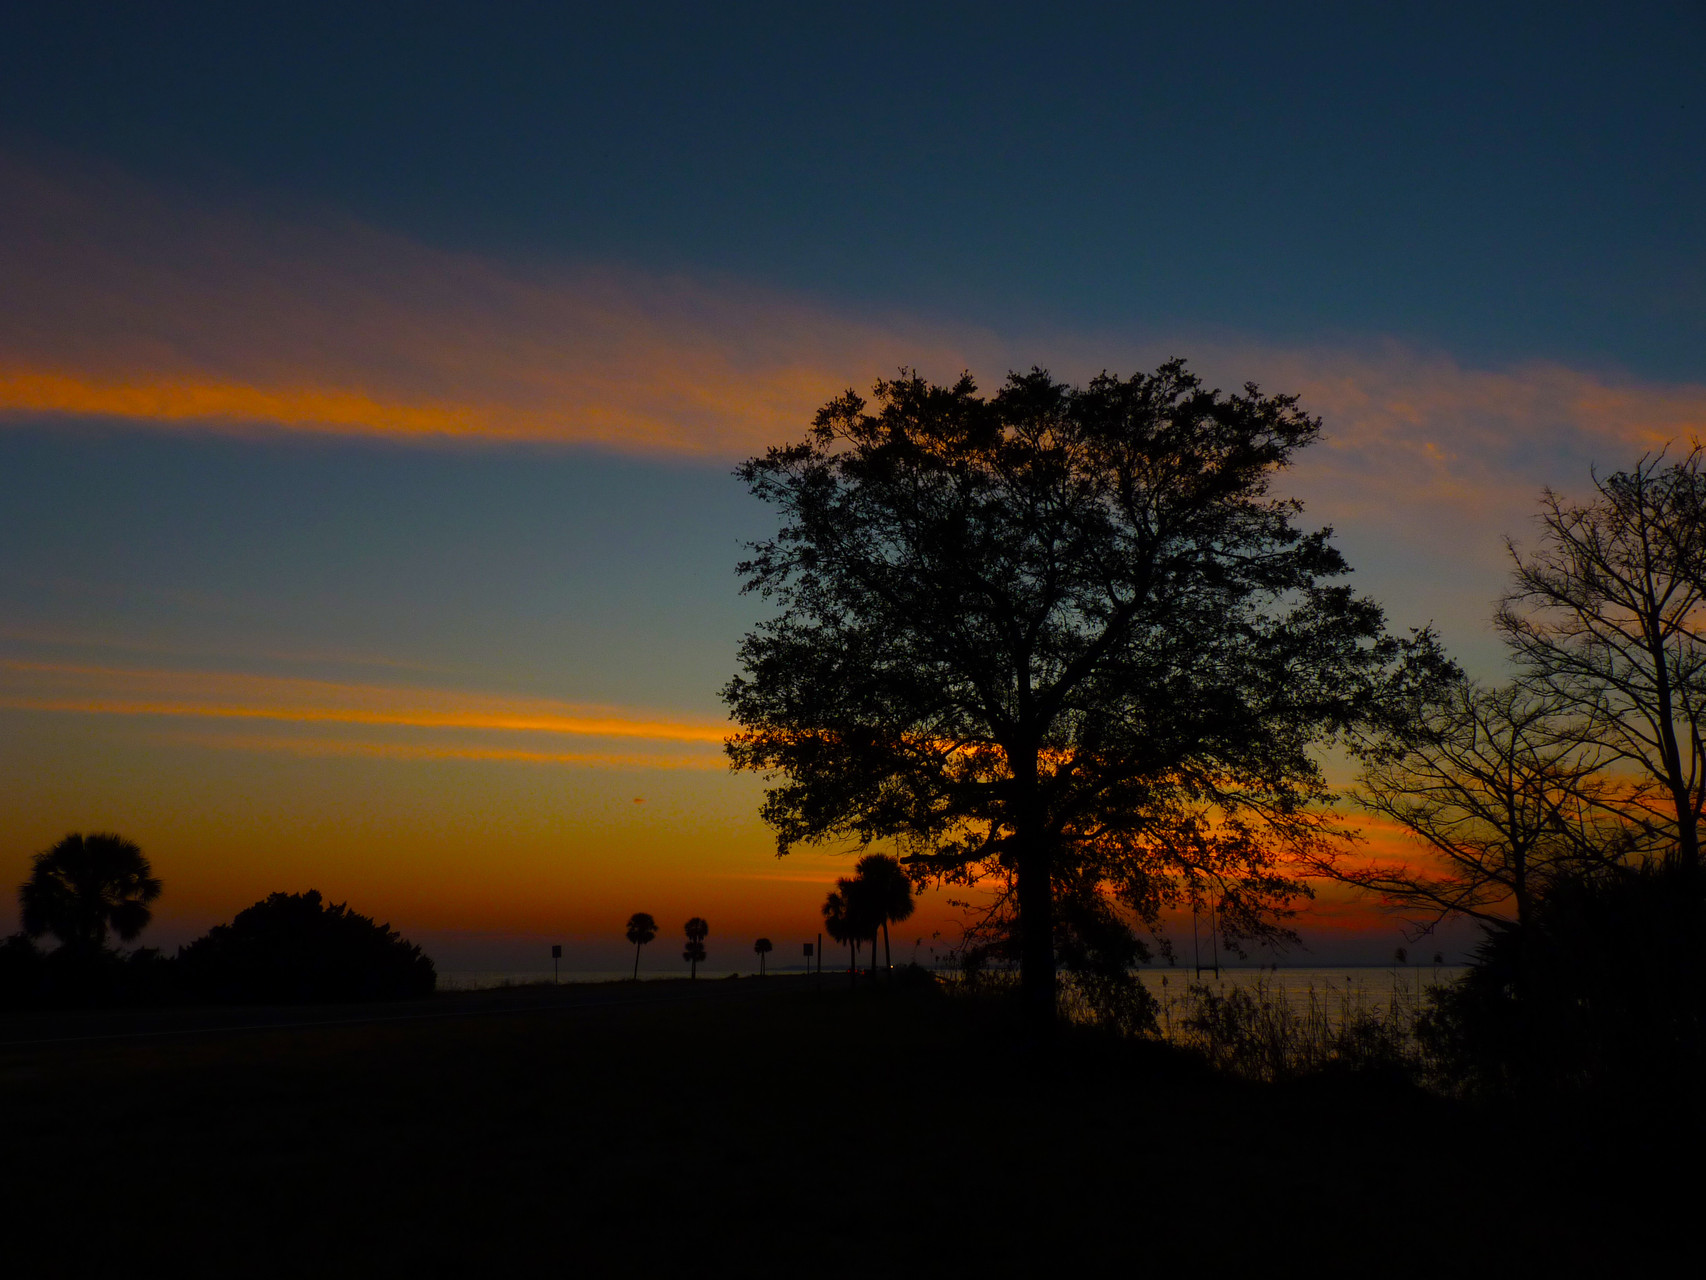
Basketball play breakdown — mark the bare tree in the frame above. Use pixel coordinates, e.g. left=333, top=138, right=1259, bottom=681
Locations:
left=1346, top=680, right=1623, bottom=933
left=1497, top=451, right=1706, bottom=873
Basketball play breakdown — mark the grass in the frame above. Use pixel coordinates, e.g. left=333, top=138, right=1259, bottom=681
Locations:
left=0, top=974, right=1689, bottom=1275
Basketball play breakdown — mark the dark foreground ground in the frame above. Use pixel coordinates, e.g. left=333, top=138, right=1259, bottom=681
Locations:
left=0, top=974, right=1693, bottom=1275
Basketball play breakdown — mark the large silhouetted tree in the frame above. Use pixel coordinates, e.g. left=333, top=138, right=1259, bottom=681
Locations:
left=753, top=936, right=772, bottom=975
left=683, top=917, right=708, bottom=978
left=725, top=363, right=1446, bottom=1029
left=626, top=911, right=658, bottom=980
left=20, top=832, right=161, bottom=954
left=1497, top=449, right=1706, bottom=874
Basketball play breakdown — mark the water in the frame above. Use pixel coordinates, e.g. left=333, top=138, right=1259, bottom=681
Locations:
left=1135, top=965, right=1468, bottom=1035
left=437, top=967, right=803, bottom=989
left=442, top=963, right=1469, bottom=1002
left=1138, top=965, right=1468, bottom=1006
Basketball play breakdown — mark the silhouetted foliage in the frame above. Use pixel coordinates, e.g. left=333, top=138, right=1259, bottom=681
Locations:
left=852, top=853, right=914, bottom=973
left=1420, top=863, right=1706, bottom=1103
left=726, top=362, right=1449, bottom=1028
left=1179, top=977, right=1415, bottom=1083
left=177, top=890, right=435, bottom=1003
left=683, top=917, right=708, bottom=978
left=753, top=936, right=772, bottom=975
left=20, top=832, right=161, bottom=954
left=0, top=932, right=178, bottom=1009
left=626, top=911, right=658, bottom=980
left=822, top=878, right=881, bottom=976
left=0, top=932, right=46, bottom=1008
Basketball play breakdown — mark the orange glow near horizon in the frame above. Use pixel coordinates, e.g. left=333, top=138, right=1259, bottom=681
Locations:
left=0, top=656, right=1481, bottom=959
left=3, top=158, right=1625, bottom=964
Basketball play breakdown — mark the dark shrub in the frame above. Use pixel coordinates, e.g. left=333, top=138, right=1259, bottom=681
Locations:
left=0, top=934, right=180, bottom=1008
left=1420, top=863, right=1706, bottom=1103
left=0, top=932, right=47, bottom=1008
left=178, top=890, right=436, bottom=1003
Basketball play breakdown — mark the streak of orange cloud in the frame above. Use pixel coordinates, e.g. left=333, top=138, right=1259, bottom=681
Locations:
left=10, top=153, right=1700, bottom=480
left=0, top=155, right=989, bottom=455
left=0, top=659, right=728, bottom=748
left=176, top=731, right=726, bottom=771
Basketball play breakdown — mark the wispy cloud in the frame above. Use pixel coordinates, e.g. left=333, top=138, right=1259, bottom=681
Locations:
left=7, top=153, right=1700, bottom=479
left=0, top=154, right=987, bottom=455
left=0, top=659, right=727, bottom=751
left=180, top=731, right=727, bottom=771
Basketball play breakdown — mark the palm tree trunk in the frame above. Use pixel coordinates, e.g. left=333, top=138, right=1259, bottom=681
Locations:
left=633, top=943, right=641, bottom=981
left=882, top=919, right=891, bottom=977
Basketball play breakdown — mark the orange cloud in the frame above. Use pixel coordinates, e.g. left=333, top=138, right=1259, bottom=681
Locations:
left=0, top=659, right=727, bottom=752
left=0, top=155, right=993, bottom=454
left=173, top=731, right=726, bottom=771
left=12, top=153, right=1697, bottom=481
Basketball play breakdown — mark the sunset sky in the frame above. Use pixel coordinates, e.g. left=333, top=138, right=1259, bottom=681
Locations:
left=2, top=3, right=1702, bottom=969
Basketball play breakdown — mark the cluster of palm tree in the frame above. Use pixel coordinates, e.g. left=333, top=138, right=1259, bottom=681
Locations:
left=821, top=854, right=914, bottom=979
left=682, top=916, right=708, bottom=977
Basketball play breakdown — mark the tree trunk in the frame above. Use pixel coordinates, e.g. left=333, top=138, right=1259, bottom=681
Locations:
left=1008, top=737, right=1057, bottom=1036
left=1015, top=836, right=1057, bottom=1038
left=882, top=919, right=891, bottom=977
left=633, top=943, right=641, bottom=981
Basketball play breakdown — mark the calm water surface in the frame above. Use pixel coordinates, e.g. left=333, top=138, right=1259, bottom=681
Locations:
left=442, top=964, right=1469, bottom=1000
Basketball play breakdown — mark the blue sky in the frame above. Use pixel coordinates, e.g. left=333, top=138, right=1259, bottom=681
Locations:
left=1, top=2, right=1700, bottom=965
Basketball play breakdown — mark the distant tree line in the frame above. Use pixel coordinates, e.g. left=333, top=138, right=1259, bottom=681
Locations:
left=1, top=832, right=434, bottom=1008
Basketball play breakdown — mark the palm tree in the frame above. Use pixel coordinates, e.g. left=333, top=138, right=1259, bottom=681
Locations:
left=822, top=887, right=857, bottom=978
left=854, top=853, right=915, bottom=974
left=683, top=917, right=709, bottom=978
left=753, top=936, right=773, bottom=976
left=19, top=832, right=161, bottom=954
left=625, top=912, right=658, bottom=980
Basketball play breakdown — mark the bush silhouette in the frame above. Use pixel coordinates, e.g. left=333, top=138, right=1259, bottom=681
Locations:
left=1421, top=863, right=1706, bottom=1101
left=178, top=890, right=436, bottom=1003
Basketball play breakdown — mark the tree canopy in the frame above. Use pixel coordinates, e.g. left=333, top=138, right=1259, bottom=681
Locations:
left=20, top=832, right=161, bottom=954
left=725, top=362, right=1446, bottom=1026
